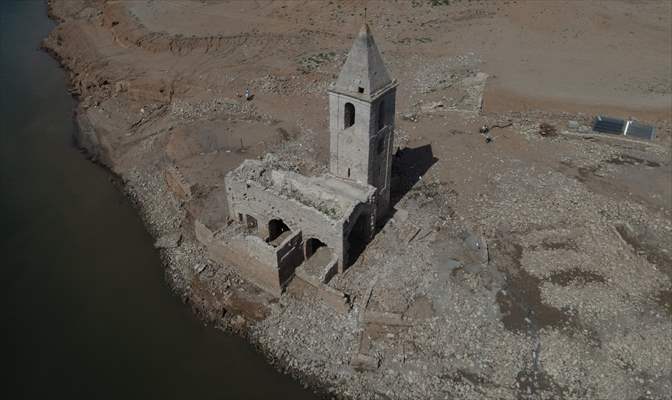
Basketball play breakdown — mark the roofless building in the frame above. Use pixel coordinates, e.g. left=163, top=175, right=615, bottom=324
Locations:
left=217, top=24, right=397, bottom=296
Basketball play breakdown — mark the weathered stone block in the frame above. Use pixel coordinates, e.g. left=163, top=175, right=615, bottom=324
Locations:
left=194, top=219, right=214, bottom=245
left=164, top=165, right=192, bottom=201
left=154, top=232, right=182, bottom=249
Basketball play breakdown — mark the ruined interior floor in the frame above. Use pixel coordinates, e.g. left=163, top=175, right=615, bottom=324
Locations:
left=43, top=1, right=671, bottom=399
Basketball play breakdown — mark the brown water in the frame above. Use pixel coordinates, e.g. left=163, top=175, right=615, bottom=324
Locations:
left=1, top=2, right=317, bottom=399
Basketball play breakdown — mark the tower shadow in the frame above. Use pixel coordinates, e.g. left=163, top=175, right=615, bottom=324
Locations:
left=390, top=144, right=438, bottom=209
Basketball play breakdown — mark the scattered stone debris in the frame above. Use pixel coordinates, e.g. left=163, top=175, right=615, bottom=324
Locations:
left=296, top=51, right=337, bottom=73
left=351, top=353, right=380, bottom=372
left=154, top=232, right=182, bottom=249
left=539, top=122, right=558, bottom=137
left=401, top=112, right=418, bottom=122
left=44, top=0, right=672, bottom=398
left=193, top=263, right=208, bottom=274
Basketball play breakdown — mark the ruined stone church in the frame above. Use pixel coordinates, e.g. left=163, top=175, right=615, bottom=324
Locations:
left=221, top=24, right=397, bottom=296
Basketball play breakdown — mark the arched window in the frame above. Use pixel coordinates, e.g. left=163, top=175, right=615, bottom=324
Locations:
left=344, top=102, right=355, bottom=129
left=377, top=100, right=385, bottom=131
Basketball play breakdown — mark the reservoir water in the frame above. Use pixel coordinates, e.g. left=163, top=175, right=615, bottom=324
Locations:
left=1, top=2, right=316, bottom=399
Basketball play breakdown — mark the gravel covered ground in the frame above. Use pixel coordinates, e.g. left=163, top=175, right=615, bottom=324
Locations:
left=44, top=1, right=671, bottom=398
left=116, top=139, right=672, bottom=399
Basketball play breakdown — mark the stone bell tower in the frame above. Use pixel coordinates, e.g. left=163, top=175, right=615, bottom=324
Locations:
left=328, top=24, right=397, bottom=221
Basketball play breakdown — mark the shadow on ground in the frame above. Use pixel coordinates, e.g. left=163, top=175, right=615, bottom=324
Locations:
left=390, top=144, right=439, bottom=208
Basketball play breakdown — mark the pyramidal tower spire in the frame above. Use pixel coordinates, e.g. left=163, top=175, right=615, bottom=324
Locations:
left=331, top=23, right=394, bottom=99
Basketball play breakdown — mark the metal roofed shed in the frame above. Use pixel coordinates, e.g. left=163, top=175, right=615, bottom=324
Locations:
left=624, top=121, right=656, bottom=140
left=592, top=116, right=655, bottom=140
left=593, top=116, right=625, bottom=135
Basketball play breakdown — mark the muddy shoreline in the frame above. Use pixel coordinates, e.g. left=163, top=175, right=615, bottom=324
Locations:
left=39, top=1, right=672, bottom=398
left=41, top=18, right=334, bottom=400
left=46, top=56, right=334, bottom=400
left=51, top=68, right=333, bottom=400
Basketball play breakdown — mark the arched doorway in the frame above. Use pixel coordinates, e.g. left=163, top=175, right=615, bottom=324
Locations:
left=267, top=219, right=290, bottom=244
left=305, top=238, right=326, bottom=259
left=344, top=102, right=355, bottom=129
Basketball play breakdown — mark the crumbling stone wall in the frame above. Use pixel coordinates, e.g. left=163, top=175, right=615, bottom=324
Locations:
left=276, top=230, right=304, bottom=284
left=207, top=229, right=303, bottom=296
left=223, top=159, right=378, bottom=294
left=226, top=175, right=347, bottom=267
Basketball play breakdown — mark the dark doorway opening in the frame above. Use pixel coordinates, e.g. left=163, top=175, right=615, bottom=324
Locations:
left=267, top=219, right=290, bottom=244
left=305, top=238, right=326, bottom=259
left=347, top=213, right=369, bottom=266
left=344, top=102, right=355, bottom=129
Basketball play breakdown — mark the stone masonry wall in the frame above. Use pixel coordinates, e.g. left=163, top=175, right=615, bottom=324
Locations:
left=208, top=236, right=282, bottom=296
left=225, top=175, right=346, bottom=264
left=328, top=93, right=373, bottom=184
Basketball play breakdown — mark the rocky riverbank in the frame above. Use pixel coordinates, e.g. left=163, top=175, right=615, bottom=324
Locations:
left=40, top=8, right=334, bottom=400
left=42, top=1, right=672, bottom=399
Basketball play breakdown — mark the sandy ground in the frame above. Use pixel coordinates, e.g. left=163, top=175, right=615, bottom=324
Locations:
left=43, top=0, right=671, bottom=399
